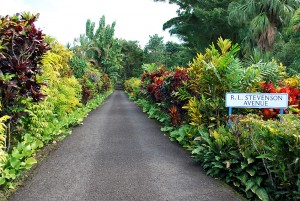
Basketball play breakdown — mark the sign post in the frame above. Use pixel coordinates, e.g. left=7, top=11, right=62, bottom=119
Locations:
left=226, top=93, right=288, bottom=119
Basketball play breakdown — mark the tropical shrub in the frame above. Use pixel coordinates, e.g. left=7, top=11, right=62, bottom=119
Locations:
left=139, top=66, right=189, bottom=127
left=82, top=68, right=103, bottom=94
left=135, top=98, right=170, bottom=125
left=127, top=38, right=300, bottom=201
left=69, top=55, right=88, bottom=79
left=261, top=76, right=300, bottom=119
left=0, top=134, right=40, bottom=188
left=183, top=38, right=286, bottom=128
left=0, top=13, right=50, bottom=144
left=101, top=73, right=111, bottom=92
left=80, top=67, right=111, bottom=104
left=186, top=113, right=299, bottom=201
left=140, top=66, right=168, bottom=102
left=23, top=37, right=82, bottom=142
left=192, top=125, right=270, bottom=201
left=0, top=12, right=115, bottom=191
left=237, top=114, right=300, bottom=200
left=125, top=77, right=141, bottom=100
left=41, top=38, right=82, bottom=112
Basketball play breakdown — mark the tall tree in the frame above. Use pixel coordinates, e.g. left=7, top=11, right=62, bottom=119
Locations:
left=144, top=34, right=166, bottom=66
left=165, top=41, right=194, bottom=68
left=143, top=34, right=193, bottom=69
left=273, top=7, right=300, bottom=75
left=119, top=40, right=144, bottom=79
left=72, top=16, right=122, bottom=75
left=228, top=0, right=300, bottom=52
left=153, top=0, right=238, bottom=53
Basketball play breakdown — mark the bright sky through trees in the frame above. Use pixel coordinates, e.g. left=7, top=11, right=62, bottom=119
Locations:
left=0, top=0, right=180, bottom=47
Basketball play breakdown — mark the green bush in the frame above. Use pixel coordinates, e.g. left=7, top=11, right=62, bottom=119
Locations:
left=237, top=114, right=300, bottom=200
left=125, top=77, right=141, bottom=100
left=184, top=38, right=285, bottom=129
left=22, top=38, right=82, bottom=142
left=190, top=114, right=300, bottom=201
left=126, top=38, right=299, bottom=201
left=69, top=55, right=88, bottom=79
left=0, top=13, right=50, bottom=144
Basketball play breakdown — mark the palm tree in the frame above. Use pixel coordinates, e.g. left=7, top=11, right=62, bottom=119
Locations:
left=229, top=0, right=300, bottom=51
left=71, top=16, right=122, bottom=75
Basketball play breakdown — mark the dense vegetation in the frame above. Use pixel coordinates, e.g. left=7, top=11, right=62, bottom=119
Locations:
left=0, top=13, right=114, bottom=191
left=125, top=38, right=300, bottom=201
left=1, top=0, right=300, bottom=200
left=154, top=0, right=300, bottom=75
left=126, top=9, right=300, bottom=201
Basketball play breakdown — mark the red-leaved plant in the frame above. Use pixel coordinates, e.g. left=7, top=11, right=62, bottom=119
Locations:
left=0, top=13, right=50, bottom=143
left=261, top=82, right=300, bottom=119
left=141, top=67, right=189, bottom=126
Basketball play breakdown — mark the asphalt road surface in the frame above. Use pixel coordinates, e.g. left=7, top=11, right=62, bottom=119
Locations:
left=10, top=90, right=243, bottom=201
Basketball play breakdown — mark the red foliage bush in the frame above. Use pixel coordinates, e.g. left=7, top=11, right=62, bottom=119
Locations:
left=141, top=67, right=189, bottom=126
left=261, top=82, right=300, bottom=119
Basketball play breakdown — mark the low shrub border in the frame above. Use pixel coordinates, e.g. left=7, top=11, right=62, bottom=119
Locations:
left=0, top=89, right=113, bottom=200
left=128, top=94, right=299, bottom=201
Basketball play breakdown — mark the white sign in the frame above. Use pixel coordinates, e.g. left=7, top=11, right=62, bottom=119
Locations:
left=226, top=93, right=288, bottom=108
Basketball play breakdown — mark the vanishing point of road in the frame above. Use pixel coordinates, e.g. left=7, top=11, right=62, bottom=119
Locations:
left=10, top=90, right=243, bottom=201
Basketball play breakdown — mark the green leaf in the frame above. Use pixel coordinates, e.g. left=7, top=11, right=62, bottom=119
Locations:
left=177, top=135, right=185, bottom=142
left=31, top=141, right=40, bottom=150
left=256, top=154, right=273, bottom=161
left=23, top=144, right=32, bottom=153
left=255, top=177, right=263, bottom=186
left=11, top=149, right=23, bottom=159
left=192, top=147, right=201, bottom=155
left=7, top=182, right=15, bottom=189
left=241, top=162, right=248, bottom=169
left=245, top=179, right=256, bottom=191
left=247, top=157, right=255, bottom=164
left=25, top=157, right=37, bottom=165
left=161, top=126, right=174, bottom=132
left=233, top=181, right=240, bottom=187
left=8, top=169, right=16, bottom=179
left=0, top=177, right=6, bottom=185
left=229, top=150, right=241, bottom=159
left=206, top=168, right=216, bottom=176
left=246, top=168, right=256, bottom=176
left=254, top=188, right=269, bottom=201
left=237, top=173, right=248, bottom=184
left=10, top=157, right=21, bottom=169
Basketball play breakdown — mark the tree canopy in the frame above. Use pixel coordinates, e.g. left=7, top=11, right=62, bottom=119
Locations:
left=72, top=16, right=122, bottom=77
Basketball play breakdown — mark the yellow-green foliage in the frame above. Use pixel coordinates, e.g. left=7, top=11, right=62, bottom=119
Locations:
left=0, top=104, right=9, bottom=172
left=283, top=75, right=300, bottom=88
left=125, top=77, right=141, bottom=98
left=184, top=38, right=241, bottom=127
left=183, top=97, right=202, bottom=128
left=25, top=38, right=82, bottom=141
left=184, top=38, right=286, bottom=128
left=187, top=38, right=239, bottom=97
left=40, top=38, right=82, bottom=114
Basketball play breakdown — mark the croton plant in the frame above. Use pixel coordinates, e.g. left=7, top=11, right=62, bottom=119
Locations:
left=141, top=67, right=189, bottom=127
left=0, top=12, right=50, bottom=140
left=261, top=81, right=300, bottom=119
left=0, top=13, right=49, bottom=104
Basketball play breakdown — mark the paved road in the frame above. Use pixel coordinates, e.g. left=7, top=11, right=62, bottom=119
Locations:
left=10, top=90, right=243, bottom=201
